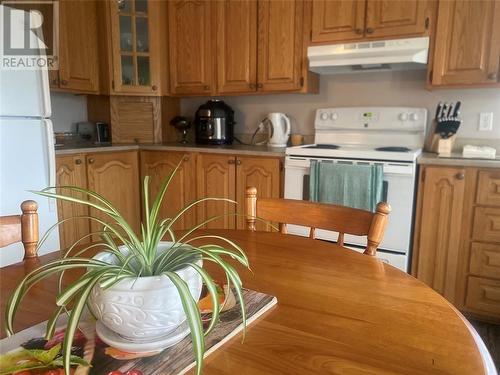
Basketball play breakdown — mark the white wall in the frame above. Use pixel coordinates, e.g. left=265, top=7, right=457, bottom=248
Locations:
left=50, top=92, right=88, bottom=132
left=180, top=70, right=500, bottom=140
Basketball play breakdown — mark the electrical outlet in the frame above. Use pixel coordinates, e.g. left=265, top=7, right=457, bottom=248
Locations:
left=478, top=112, right=494, bottom=131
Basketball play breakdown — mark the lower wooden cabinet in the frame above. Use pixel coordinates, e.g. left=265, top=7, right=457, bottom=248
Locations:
left=196, top=154, right=281, bottom=230
left=87, top=151, right=141, bottom=235
left=55, top=154, right=91, bottom=250
left=56, top=151, right=140, bottom=248
left=140, top=151, right=197, bottom=231
left=413, top=165, right=500, bottom=322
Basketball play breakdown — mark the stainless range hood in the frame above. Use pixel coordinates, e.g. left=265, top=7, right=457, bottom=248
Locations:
left=307, top=37, right=429, bottom=74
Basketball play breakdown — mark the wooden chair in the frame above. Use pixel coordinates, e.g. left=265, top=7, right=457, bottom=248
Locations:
left=245, top=187, right=390, bottom=256
left=0, top=200, right=39, bottom=259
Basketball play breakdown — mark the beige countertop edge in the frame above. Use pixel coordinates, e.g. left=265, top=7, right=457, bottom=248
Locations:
left=55, top=144, right=286, bottom=157
left=418, top=153, right=500, bottom=168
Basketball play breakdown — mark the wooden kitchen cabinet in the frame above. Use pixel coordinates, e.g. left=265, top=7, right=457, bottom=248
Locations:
left=140, top=151, right=197, bottom=230
left=235, top=156, right=281, bottom=230
left=431, top=0, right=500, bottom=87
left=196, top=153, right=281, bottom=230
left=55, top=154, right=91, bottom=250
left=311, top=0, right=366, bottom=43
left=257, top=0, right=305, bottom=92
left=311, top=0, right=429, bottom=44
left=413, top=165, right=500, bottom=322
left=412, top=166, right=467, bottom=303
left=215, top=0, right=258, bottom=94
left=168, top=0, right=214, bottom=96
left=196, top=153, right=237, bottom=229
left=52, top=0, right=100, bottom=93
left=86, top=151, right=141, bottom=234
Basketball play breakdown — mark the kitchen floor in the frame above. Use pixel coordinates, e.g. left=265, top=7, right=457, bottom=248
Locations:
left=469, top=318, right=500, bottom=372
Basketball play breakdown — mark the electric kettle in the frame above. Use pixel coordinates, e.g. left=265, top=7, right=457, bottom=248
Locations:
left=265, top=113, right=291, bottom=147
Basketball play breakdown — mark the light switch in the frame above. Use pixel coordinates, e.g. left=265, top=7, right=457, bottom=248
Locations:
left=478, top=112, right=494, bottom=131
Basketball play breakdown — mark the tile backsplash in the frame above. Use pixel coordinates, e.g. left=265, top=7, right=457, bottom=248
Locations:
left=180, top=70, right=500, bottom=140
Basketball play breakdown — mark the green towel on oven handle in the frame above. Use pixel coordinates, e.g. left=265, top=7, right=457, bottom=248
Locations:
left=309, top=160, right=384, bottom=212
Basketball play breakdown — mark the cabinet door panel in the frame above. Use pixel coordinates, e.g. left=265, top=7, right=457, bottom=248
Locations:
left=87, top=151, right=140, bottom=234
left=169, top=0, right=213, bottom=95
left=415, top=167, right=466, bottom=302
left=216, top=0, right=258, bottom=94
left=236, top=157, right=280, bottom=230
left=432, top=0, right=500, bottom=86
left=196, top=154, right=236, bottom=229
left=258, top=0, right=303, bottom=92
left=470, top=243, right=500, bottom=280
left=55, top=155, right=90, bottom=249
left=365, top=0, right=427, bottom=39
left=311, top=0, right=365, bottom=43
left=140, top=151, right=197, bottom=231
left=58, top=0, right=99, bottom=93
left=466, top=276, right=500, bottom=317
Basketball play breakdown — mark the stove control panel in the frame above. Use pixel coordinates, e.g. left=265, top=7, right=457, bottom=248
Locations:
left=315, top=107, right=427, bottom=132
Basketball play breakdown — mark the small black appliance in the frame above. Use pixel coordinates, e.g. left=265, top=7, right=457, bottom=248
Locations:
left=194, top=100, right=235, bottom=145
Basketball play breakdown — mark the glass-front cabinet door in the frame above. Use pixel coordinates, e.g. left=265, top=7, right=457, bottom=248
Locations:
left=109, top=0, right=160, bottom=95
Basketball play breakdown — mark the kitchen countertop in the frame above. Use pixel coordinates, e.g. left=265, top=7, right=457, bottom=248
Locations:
left=418, top=152, right=500, bottom=168
left=54, top=142, right=286, bottom=157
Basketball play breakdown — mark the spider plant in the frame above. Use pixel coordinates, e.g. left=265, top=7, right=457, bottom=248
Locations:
left=4, top=160, right=250, bottom=375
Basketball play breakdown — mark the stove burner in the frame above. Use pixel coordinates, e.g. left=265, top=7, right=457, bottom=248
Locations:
left=304, top=144, right=340, bottom=149
left=375, top=146, right=411, bottom=152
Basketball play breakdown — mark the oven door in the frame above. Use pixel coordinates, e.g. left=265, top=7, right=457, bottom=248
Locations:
left=284, top=156, right=416, bottom=254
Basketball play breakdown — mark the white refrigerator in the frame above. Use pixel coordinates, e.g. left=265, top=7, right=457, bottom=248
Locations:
left=0, top=5, right=60, bottom=266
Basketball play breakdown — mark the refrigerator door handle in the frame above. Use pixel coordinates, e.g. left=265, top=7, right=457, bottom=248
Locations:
left=45, top=120, right=56, bottom=187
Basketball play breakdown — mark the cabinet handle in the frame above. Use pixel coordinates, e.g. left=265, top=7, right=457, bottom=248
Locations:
left=228, top=159, right=236, bottom=165
left=366, top=27, right=374, bottom=34
left=203, top=85, right=210, bottom=91
left=152, top=85, right=158, bottom=91
left=75, top=159, right=82, bottom=165
left=455, top=171, right=465, bottom=180
left=488, top=73, right=498, bottom=81
left=60, top=79, right=68, bottom=86
left=236, top=159, right=242, bottom=165
left=52, top=78, right=59, bottom=86
left=257, top=83, right=263, bottom=89
left=183, top=155, right=190, bottom=162
left=249, top=83, right=256, bottom=90
left=355, top=28, right=363, bottom=35
left=88, top=158, right=95, bottom=164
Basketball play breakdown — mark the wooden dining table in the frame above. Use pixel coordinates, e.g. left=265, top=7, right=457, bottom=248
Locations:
left=0, top=229, right=496, bottom=374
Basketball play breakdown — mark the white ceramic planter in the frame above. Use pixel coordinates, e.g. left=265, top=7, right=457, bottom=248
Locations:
left=88, top=242, right=202, bottom=341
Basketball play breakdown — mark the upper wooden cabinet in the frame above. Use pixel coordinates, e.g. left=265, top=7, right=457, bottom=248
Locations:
left=108, top=0, right=164, bottom=95
left=168, top=0, right=317, bottom=96
left=52, top=0, right=100, bottom=93
left=257, top=0, right=306, bottom=92
left=168, top=0, right=214, bottom=96
left=216, top=0, right=258, bottom=94
left=311, top=0, right=366, bottom=43
left=311, top=0, right=429, bottom=44
left=430, top=0, right=500, bottom=87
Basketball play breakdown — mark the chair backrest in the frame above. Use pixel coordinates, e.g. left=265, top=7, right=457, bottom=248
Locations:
left=245, top=187, right=390, bottom=256
left=0, top=200, right=39, bottom=259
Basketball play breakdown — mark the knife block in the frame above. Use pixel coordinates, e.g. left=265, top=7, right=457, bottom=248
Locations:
left=429, top=133, right=456, bottom=156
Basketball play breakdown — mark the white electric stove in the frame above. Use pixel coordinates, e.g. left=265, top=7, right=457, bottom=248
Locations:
left=284, top=107, right=428, bottom=272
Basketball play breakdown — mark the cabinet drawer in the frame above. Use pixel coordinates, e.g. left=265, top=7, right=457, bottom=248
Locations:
left=477, top=170, right=500, bottom=206
left=472, top=207, right=500, bottom=243
left=465, top=276, right=500, bottom=316
left=470, top=242, right=500, bottom=279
